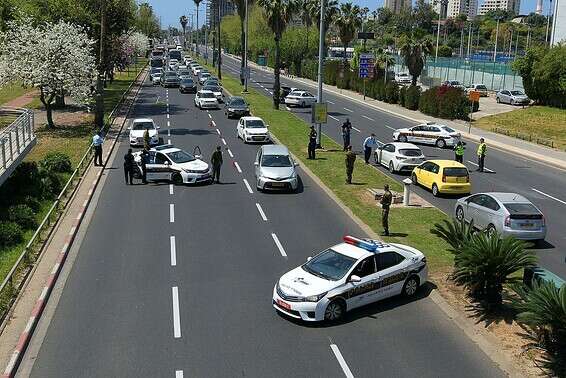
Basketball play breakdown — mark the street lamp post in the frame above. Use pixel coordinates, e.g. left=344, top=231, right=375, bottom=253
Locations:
left=244, top=0, right=249, bottom=92
left=315, top=0, right=325, bottom=148
left=434, top=0, right=447, bottom=63
left=493, top=17, right=500, bottom=62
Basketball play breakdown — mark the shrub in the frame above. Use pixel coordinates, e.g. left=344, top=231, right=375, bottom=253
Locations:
left=384, top=81, right=399, bottom=104
left=22, top=196, right=41, bottom=213
left=430, top=218, right=476, bottom=256
left=436, top=45, right=453, bottom=57
left=404, top=85, right=421, bottom=110
left=40, top=172, right=63, bottom=198
left=0, top=221, right=24, bottom=248
left=375, top=81, right=386, bottom=101
left=399, top=86, right=407, bottom=106
left=39, top=152, right=72, bottom=173
left=8, top=204, right=37, bottom=230
left=419, top=86, right=472, bottom=120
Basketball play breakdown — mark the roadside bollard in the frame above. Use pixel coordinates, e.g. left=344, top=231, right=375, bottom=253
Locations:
left=402, top=178, right=412, bottom=206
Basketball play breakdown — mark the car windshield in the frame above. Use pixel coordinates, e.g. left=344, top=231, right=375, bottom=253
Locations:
left=166, top=150, right=195, bottom=163
left=181, top=79, right=194, bottom=84
left=504, top=203, right=539, bottom=215
left=246, top=120, right=265, bottom=128
left=441, top=126, right=456, bottom=133
left=302, top=249, right=356, bottom=281
left=443, top=167, right=468, bottom=177
left=399, top=149, right=422, bottom=157
left=510, top=91, right=524, bottom=96
left=451, top=81, right=461, bottom=85
left=261, top=154, right=291, bottom=167
left=200, top=92, right=216, bottom=98
left=165, top=72, right=177, bottom=77
left=203, top=86, right=221, bottom=92
left=476, top=85, right=487, bottom=90
left=179, top=71, right=191, bottom=76
left=230, top=98, right=246, bottom=106
left=132, top=122, right=154, bottom=131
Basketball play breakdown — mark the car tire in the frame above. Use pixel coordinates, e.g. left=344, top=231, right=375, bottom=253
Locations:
left=456, top=206, right=465, bottom=222
left=172, top=172, right=183, bottom=185
left=324, top=299, right=345, bottom=322
left=435, top=139, right=446, bottom=148
left=496, top=97, right=500, bottom=103
left=511, top=99, right=515, bottom=106
left=432, top=183, right=439, bottom=197
left=398, top=135, right=408, bottom=143
left=411, top=173, right=418, bottom=185
left=301, top=101, right=305, bottom=108
left=402, top=275, right=420, bottom=297
left=389, top=161, right=396, bottom=173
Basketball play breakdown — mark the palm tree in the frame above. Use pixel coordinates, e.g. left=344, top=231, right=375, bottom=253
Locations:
left=194, top=0, right=203, bottom=55
left=335, top=2, right=362, bottom=63
left=179, top=15, right=188, bottom=48
left=399, top=33, right=433, bottom=86
left=430, top=218, right=476, bottom=256
left=307, top=0, right=338, bottom=60
left=233, top=0, right=256, bottom=70
left=257, top=0, right=298, bottom=109
left=374, top=47, right=395, bottom=80
left=300, top=0, right=314, bottom=55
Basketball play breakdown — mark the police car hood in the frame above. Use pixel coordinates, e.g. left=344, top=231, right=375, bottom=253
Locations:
left=176, top=159, right=209, bottom=171
left=278, top=266, right=336, bottom=297
left=130, top=129, right=158, bottom=138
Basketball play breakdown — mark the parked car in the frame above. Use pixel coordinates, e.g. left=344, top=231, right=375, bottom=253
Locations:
left=455, top=192, right=546, bottom=242
left=411, top=160, right=471, bottom=197
left=442, top=80, right=465, bottom=90
left=255, top=144, right=299, bottom=191
left=395, top=72, right=411, bottom=84
left=179, top=78, right=197, bottom=94
left=393, top=122, right=461, bottom=148
left=465, top=84, right=489, bottom=97
left=495, top=90, right=530, bottom=105
left=128, top=118, right=160, bottom=147
left=284, top=90, right=316, bottom=107
left=224, top=96, right=250, bottom=118
left=375, top=142, right=425, bottom=173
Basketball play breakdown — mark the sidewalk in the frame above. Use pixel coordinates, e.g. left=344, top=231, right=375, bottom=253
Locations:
left=0, top=69, right=146, bottom=377
left=233, top=54, right=566, bottom=170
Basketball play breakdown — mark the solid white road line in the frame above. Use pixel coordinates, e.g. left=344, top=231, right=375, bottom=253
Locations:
left=175, top=371, right=184, bottom=378
left=329, top=115, right=340, bottom=121
left=167, top=121, right=171, bottom=127
left=227, top=149, right=234, bottom=158
left=362, top=115, right=374, bottom=121
left=222, top=138, right=227, bottom=146
left=208, top=113, right=212, bottom=119
left=343, top=107, right=353, bottom=113
left=167, top=114, right=170, bottom=119
left=170, top=236, right=177, bottom=266
left=171, top=287, right=181, bottom=338
left=271, top=233, right=287, bottom=257
left=168, top=129, right=171, bottom=137
left=352, top=127, right=361, bottom=133
left=243, top=179, right=253, bottom=194
left=467, top=160, right=495, bottom=173
left=234, top=162, right=242, bottom=173
left=168, top=139, right=171, bottom=144
left=169, top=184, right=174, bottom=195
left=255, top=203, right=268, bottom=221
left=170, top=204, right=175, bottom=223
left=384, top=125, right=396, bottom=130
left=532, top=188, right=566, bottom=205
left=216, top=128, right=221, bottom=135
left=330, top=344, right=355, bottom=378
left=327, top=100, right=335, bottom=104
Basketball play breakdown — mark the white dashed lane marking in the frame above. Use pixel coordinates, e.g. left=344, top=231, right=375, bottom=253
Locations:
left=532, top=188, right=566, bottom=205
left=243, top=179, right=253, bottom=194
left=362, top=115, right=374, bottom=121
left=330, top=344, right=354, bottom=378
left=271, top=233, right=287, bottom=257
left=169, top=204, right=175, bottom=223
left=234, top=162, right=242, bottom=173
left=170, top=236, right=177, bottom=266
left=255, top=203, right=268, bottom=221
left=329, top=115, right=339, bottom=121
left=352, top=127, right=361, bottom=133
left=343, top=107, right=353, bottom=113
left=227, top=149, right=234, bottom=158
left=171, top=287, right=181, bottom=338
left=169, top=184, right=174, bottom=195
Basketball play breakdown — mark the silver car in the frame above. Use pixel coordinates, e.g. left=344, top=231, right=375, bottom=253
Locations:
left=254, top=145, right=299, bottom=192
left=454, top=192, right=546, bottom=242
left=496, top=90, right=530, bottom=105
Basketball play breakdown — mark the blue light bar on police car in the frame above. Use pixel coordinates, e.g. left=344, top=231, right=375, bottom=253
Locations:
left=343, top=236, right=378, bottom=252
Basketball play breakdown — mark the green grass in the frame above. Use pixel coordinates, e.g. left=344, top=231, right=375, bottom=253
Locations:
left=475, top=106, right=566, bottom=150
left=199, top=58, right=453, bottom=272
left=0, top=81, right=34, bottom=106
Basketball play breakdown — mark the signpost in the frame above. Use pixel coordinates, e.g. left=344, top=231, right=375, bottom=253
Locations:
left=359, top=53, right=375, bottom=100
left=311, top=102, right=328, bottom=124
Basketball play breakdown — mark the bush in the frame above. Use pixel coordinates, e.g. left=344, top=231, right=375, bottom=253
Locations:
left=22, top=196, right=41, bottom=213
left=39, top=152, right=72, bottom=173
left=40, top=172, right=63, bottom=198
left=404, top=85, right=421, bottom=110
left=8, top=204, right=37, bottom=230
left=399, top=86, right=407, bottom=106
left=375, top=81, right=386, bottom=101
left=384, top=81, right=399, bottom=104
left=419, top=86, right=472, bottom=120
left=436, top=45, right=453, bottom=57
left=0, top=221, right=24, bottom=248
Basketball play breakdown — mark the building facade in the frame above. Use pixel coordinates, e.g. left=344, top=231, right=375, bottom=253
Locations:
left=551, top=0, right=565, bottom=45
left=446, top=0, right=478, bottom=19
left=384, top=0, right=412, bottom=14
left=206, top=0, right=236, bottom=28
left=477, top=0, right=520, bottom=15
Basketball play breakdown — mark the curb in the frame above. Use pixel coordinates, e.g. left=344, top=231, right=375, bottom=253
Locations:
left=1, top=69, right=147, bottom=378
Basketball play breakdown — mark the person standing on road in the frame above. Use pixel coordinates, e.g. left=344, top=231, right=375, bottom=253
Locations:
left=345, top=146, right=356, bottom=184
left=211, top=146, right=223, bottom=183
left=92, top=132, right=104, bottom=166
left=308, top=126, right=317, bottom=160
left=123, top=149, right=135, bottom=185
left=477, top=138, right=487, bottom=172
left=380, top=184, right=393, bottom=236
left=363, top=133, right=378, bottom=164
left=454, top=141, right=465, bottom=164
left=141, top=149, right=149, bottom=184
left=341, top=118, right=352, bottom=151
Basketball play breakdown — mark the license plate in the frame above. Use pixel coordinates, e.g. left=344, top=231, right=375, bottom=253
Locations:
left=520, top=223, right=534, bottom=228
left=271, top=182, right=285, bottom=187
left=277, top=299, right=291, bottom=310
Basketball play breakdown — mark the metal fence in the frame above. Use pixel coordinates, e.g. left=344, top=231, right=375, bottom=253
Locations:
left=0, top=108, right=35, bottom=184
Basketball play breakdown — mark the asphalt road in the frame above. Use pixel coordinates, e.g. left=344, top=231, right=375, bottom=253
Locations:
left=220, top=54, right=566, bottom=280
left=22, top=71, right=504, bottom=377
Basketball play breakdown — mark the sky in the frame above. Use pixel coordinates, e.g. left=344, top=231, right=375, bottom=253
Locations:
left=143, top=0, right=540, bottom=28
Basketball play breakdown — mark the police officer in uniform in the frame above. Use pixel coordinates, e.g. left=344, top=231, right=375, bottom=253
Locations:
left=123, top=148, right=135, bottom=185
left=477, top=138, right=487, bottom=172
left=380, top=184, right=393, bottom=236
left=345, top=145, right=356, bottom=184
left=211, top=146, right=223, bottom=183
left=454, top=141, right=465, bottom=163
left=341, top=119, right=352, bottom=151
left=307, top=126, right=317, bottom=160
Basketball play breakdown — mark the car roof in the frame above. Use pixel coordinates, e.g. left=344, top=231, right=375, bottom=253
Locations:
left=133, top=118, right=154, bottom=123
left=426, top=160, right=467, bottom=168
left=332, top=241, right=421, bottom=260
left=388, top=142, right=420, bottom=149
left=480, top=192, right=531, bottom=203
left=199, top=90, right=214, bottom=94
left=261, top=144, right=289, bottom=155
left=241, top=116, right=262, bottom=122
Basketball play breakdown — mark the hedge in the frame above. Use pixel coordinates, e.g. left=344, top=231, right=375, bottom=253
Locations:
left=419, top=86, right=474, bottom=120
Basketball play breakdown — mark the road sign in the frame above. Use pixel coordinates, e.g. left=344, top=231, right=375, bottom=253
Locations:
left=359, top=53, right=375, bottom=79
left=311, top=102, right=328, bottom=124
left=468, top=91, right=481, bottom=102
left=357, top=32, right=375, bottom=40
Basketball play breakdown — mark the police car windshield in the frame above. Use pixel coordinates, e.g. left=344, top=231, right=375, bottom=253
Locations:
left=441, top=126, right=456, bottom=133
left=246, top=120, right=265, bottom=128
left=302, top=249, right=356, bottom=281
left=166, top=150, right=195, bottom=163
left=261, top=155, right=291, bottom=167
left=132, top=122, right=154, bottom=131
left=399, top=149, right=422, bottom=157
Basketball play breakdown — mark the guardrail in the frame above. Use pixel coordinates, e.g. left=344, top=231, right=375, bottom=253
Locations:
left=0, top=108, right=35, bottom=180
left=491, top=127, right=557, bottom=150
left=0, top=63, right=147, bottom=322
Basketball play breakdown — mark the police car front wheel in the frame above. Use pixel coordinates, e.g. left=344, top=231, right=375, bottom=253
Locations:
left=172, top=172, right=183, bottom=184
left=324, top=300, right=345, bottom=321
left=403, top=276, right=419, bottom=297
left=435, top=139, right=446, bottom=148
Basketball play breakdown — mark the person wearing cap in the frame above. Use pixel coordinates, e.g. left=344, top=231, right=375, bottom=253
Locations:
left=345, top=145, right=356, bottom=184
left=123, top=148, right=135, bottom=185
left=380, top=184, right=393, bottom=236
left=341, top=118, right=352, bottom=151
left=307, top=125, right=317, bottom=160
left=92, top=131, right=104, bottom=166
left=454, top=141, right=465, bottom=163
left=362, top=133, right=378, bottom=164
left=211, top=146, right=223, bottom=183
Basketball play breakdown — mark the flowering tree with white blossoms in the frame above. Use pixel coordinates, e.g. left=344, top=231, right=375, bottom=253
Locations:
left=0, top=18, right=96, bottom=128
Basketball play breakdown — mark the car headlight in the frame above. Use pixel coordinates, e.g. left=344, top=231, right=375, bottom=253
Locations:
left=303, top=292, right=327, bottom=302
left=183, top=168, right=206, bottom=174
left=228, top=108, right=234, bottom=112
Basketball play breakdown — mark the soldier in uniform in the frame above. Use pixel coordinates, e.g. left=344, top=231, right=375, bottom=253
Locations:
left=380, top=184, right=393, bottom=236
left=307, top=126, right=317, bottom=160
left=345, top=146, right=356, bottom=184
left=123, top=148, right=135, bottom=185
left=211, top=146, right=223, bottom=183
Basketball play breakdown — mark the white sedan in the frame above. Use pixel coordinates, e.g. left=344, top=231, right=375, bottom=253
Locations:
left=237, top=116, right=270, bottom=143
left=393, top=122, right=461, bottom=148
left=128, top=118, right=160, bottom=147
left=194, top=90, right=220, bottom=109
left=133, top=145, right=211, bottom=184
left=285, top=91, right=316, bottom=107
left=375, top=142, right=425, bottom=173
left=273, top=236, right=428, bottom=322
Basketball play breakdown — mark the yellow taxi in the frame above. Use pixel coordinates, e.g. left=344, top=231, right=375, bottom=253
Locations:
left=411, top=160, right=471, bottom=197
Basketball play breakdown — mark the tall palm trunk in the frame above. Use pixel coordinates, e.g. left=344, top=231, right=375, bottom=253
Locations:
left=343, top=44, right=347, bottom=62
left=273, top=36, right=281, bottom=109
left=240, top=19, right=245, bottom=69
left=196, top=5, right=200, bottom=55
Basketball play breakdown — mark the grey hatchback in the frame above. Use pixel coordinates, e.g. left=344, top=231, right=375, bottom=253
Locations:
left=454, top=192, right=546, bottom=242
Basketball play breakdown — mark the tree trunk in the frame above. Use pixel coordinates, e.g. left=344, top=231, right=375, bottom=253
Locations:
left=273, top=37, right=281, bottom=110
left=40, top=89, right=56, bottom=129
left=55, top=89, right=65, bottom=108
left=240, top=19, right=245, bottom=69
left=344, top=44, right=347, bottom=62
left=412, top=75, right=417, bottom=86
left=95, top=1, right=106, bottom=130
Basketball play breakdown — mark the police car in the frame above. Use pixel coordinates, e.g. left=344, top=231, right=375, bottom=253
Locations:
left=133, top=145, right=211, bottom=184
left=393, top=122, right=461, bottom=148
left=273, top=236, right=428, bottom=322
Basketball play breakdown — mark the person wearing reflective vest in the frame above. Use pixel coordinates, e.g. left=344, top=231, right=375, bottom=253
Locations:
left=477, top=138, right=487, bottom=172
left=454, top=141, right=465, bottom=163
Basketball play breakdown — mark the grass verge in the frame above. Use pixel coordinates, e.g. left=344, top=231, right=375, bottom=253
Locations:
left=475, top=106, right=566, bottom=151
left=0, top=81, right=34, bottom=106
left=201, top=59, right=452, bottom=271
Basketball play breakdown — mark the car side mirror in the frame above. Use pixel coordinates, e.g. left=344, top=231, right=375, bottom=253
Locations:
left=349, top=275, right=361, bottom=283
left=164, top=161, right=170, bottom=165
left=307, top=256, right=312, bottom=262
left=157, top=126, right=161, bottom=129
left=127, top=127, right=131, bottom=130
left=265, top=124, right=270, bottom=128
left=254, top=162, right=259, bottom=166
left=194, top=155, right=201, bottom=159
left=294, top=162, right=299, bottom=167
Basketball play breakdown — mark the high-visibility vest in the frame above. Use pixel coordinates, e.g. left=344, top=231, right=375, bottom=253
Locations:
left=455, top=144, right=465, bottom=156
left=477, top=143, right=486, bottom=156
